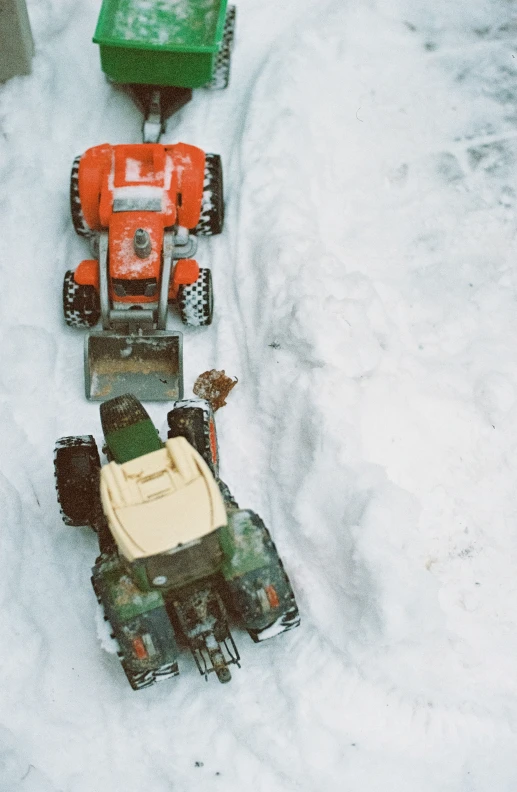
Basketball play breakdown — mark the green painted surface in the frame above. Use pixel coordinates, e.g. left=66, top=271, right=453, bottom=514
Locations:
left=99, top=45, right=214, bottom=87
left=220, top=511, right=271, bottom=581
left=95, top=0, right=227, bottom=50
left=94, top=0, right=228, bottom=86
left=97, top=558, right=165, bottom=622
left=131, top=561, right=152, bottom=593
left=105, top=418, right=163, bottom=464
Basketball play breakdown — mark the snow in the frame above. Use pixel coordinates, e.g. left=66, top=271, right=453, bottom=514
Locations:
left=1, top=0, right=517, bottom=789
left=109, top=0, right=218, bottom=47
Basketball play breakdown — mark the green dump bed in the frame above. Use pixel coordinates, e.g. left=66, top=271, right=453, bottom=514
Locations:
left=93, top=0, right=228, bottom=87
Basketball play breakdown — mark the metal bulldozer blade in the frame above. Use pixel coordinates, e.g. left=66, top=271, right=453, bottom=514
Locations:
left=85, top=332, right=183, bottom=401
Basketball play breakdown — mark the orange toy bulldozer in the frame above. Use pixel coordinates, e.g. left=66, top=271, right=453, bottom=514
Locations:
left=63, top=143, right=224, bottom=400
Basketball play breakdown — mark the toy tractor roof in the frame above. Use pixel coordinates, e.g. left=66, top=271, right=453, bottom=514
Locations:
left=100, top=436, right=227, bottom=561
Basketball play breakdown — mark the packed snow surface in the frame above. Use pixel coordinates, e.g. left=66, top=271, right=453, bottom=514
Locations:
left=108, top=0, right=219, bottom=47
left=1, top=0, right=517, bottom=789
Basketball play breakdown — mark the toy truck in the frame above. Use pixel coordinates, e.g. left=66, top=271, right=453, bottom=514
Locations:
left=93, top=0, right=236, bottom=141
left=54, top=395, right=300, bottom=689
left=64, top=142, right=223, bottom=400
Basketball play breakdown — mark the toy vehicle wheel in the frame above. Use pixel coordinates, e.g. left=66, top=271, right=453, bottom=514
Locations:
left=167, top=399, right=219, bottom=477
left=121, top=659, right=180, bottom=690
left=225, top=5, right=237, bottom=46
left=54, top=436, right=101, bottom=527
left=192, top=155, right=224, bottom=236
left=121, top=664, right=156, bottom=691
left=206, top=6, right=236, bottom=90
left=247, top=602, right=300, bottom=643
left=63, top=270, right=100, bottom=328
left=70, top=155, right=91, bottom=237
left=247, top=524, right=300, bottom=642
left=226, top=513, right=300, bottom=642
left=178, top=268, right=213, bottom=326
left=207, top=41, right=231, bottom=91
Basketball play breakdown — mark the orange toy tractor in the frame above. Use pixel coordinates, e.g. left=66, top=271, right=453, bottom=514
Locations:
left=64, top=142, right=224, bottom=400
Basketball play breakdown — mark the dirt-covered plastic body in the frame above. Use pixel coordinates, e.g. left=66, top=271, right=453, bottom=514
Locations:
left=65, top=143, right=223, bottom=400
left=54, top=394, right=300, bottom=690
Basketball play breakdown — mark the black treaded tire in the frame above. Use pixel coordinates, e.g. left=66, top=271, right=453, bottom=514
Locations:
left=178, top=268, right=213, bottom=326
left=206, top=6, right=236, bottom=90
left=225, top=514, right=300, bottom=642
left=70, top=155, right=91, bottom=237
left=192, top=154, right=224, bottom=236
left=92, top=560, right=180, bottom=691
left=121, top=663, right=156, bottom=691
left=246, top=603, right=300, bottom=643
left=167, top=400, right=219, bottom=477
left=54, top=436, right=101, bottom=527
left=121, top=660, right=180, bottom=691
left=246, top=524, right=300, bottom=643
left=63, top=270, right=100, bottom=328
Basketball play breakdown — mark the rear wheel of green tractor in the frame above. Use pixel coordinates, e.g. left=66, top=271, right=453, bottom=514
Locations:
left=54, top=436, right=101, bottom=527
left=225, top=512, right=300, bottom=642
left=167, top=399, right=219, bottom=478
left=92, top=560, right=180, bottom=691
left=120, top=659, right=180, bottom=690
left=121, top=664, right=155, bottom=691
left=192, top=155, right=224, bottom=236
left=246, top=524, right=300, bottom=642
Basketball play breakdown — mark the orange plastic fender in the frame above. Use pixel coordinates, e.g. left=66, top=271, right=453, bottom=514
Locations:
left=74, top=259, right=99, bottom=290
left=169, top=259, right=199, bottom=299
left=166, top=144, right=205, bottom=229
left=78, top=144, right=113, bottom=231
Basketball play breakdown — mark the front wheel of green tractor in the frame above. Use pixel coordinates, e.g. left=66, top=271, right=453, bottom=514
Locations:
left=167, top=399, right=219, bottom=478
left=54, top=436, right=101, bottom=527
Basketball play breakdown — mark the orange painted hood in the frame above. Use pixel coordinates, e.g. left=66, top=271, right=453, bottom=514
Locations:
left=109, top=212, right=164, bottom=280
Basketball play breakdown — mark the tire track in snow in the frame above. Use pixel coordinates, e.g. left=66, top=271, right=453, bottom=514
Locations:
left=1, top=0, right=517, bottom=789
left=219, top=0, right=517, bottom=772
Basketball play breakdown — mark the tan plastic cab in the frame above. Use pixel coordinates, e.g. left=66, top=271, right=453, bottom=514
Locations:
left=100, top=436, right=226, bottom=562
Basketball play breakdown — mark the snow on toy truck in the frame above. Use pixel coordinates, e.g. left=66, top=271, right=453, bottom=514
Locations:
left=64, top=142, right=224, bottom=400
left=54, top=395, right=300, bottom=690
left=93, top=0, right=236, bottom=141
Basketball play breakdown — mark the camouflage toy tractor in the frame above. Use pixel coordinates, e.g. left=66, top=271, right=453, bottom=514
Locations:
left=54, top=395, right=299, bottom=689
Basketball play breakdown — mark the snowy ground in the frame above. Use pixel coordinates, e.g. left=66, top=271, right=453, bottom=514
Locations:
left=1, top=0, right=517, bottom=789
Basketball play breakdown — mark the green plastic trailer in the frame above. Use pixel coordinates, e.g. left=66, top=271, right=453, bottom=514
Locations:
left=93, top=0, right=236, bottom=140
